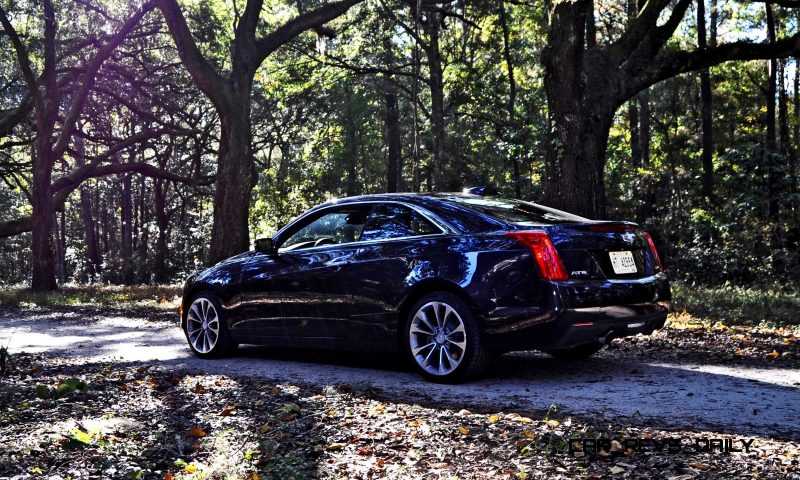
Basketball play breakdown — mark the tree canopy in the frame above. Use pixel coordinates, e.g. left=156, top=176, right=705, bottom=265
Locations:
left=0, top=0, right=798, bottom=288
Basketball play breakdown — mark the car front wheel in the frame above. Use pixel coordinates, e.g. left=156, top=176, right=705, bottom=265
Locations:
left=405, top=292, right=491, bottom=382
left=183, top=292, right=235, bottom=358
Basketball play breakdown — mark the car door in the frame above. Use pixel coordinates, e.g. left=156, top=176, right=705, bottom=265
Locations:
left=344, top=203, right=447, bottom=351
left=235, top=205, right=371, bottom=348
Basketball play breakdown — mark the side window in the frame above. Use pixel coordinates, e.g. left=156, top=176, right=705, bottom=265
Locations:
left=279, top=207, right=369, bottom=251
left=361, top=204, right=441, bottom=242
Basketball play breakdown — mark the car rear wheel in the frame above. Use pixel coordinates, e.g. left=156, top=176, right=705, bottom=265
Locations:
left=183, top=292, right=235, bottom=358
left=545, top=342, right=604, bottom=360
left=405, top=292, right=491, bottom=382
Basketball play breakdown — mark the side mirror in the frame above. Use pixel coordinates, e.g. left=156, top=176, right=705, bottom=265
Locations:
left=254, top=237, right=275, bottom=254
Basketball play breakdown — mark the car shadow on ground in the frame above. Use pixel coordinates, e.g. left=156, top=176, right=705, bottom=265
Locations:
left=2, top=310, right=799, bottom=441
left=212, top=344, right=800, bottom=442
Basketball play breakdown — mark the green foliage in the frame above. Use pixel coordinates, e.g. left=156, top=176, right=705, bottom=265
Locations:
left=0, top=0, right=797, bottom=291
left=0, top=285, right=181, bottom=308
left=671, top=282, right=800, bottom=327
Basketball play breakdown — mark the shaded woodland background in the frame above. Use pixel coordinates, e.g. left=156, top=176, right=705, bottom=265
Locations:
left=0, top=0, right=798, bottom=290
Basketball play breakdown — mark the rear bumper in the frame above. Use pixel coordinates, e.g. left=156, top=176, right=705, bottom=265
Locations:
left=483, top=274, right=670, bottom=352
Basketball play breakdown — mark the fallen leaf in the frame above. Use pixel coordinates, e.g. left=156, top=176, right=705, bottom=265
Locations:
left=186, top=427, right=206, bottom=438
left=768, top=350, right=779, bottom=358
left=219, top=405, right=236, bottom=416
left=164, top=473, right=174, bottom=480
left=282, top=402, right=301, bottom=414
left=690, top=462, right=711, bottom=471
left=357, top=446, right=372, bottom=456
left=194, top=382, right=207, bottom=394
left=259, top=423, right=272, bottom=433
left=367, top=404, right=385, bottom=417
left=487, top=414, right=500, bottom=423
left=327, top=443, right=345, bottom=451
left=458, top=427, right=470, bottom=435
left=184, top=464, right=198, bottom=473
left=609, top=466, right=625, bottom=474
left=546, top=419, right=559, bottom=427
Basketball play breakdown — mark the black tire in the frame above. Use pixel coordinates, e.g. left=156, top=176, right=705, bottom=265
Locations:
left=183, top=291, right=236, bottom=359
left=545, top=342, right=604, bottom=360
left=404, top=292, right=492, bottom=383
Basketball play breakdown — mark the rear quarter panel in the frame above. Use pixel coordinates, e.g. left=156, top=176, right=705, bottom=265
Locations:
left=346, top=233, right=556, bottom=351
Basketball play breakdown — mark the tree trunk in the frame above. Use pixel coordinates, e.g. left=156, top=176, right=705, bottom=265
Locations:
left=499, top=0, right=522, bottom=198
left=779, top=60, right=793, bottom=158
left=53, top=211, right=66, bottom=283
left=121, top=171, right=134, bottom=284
left=384, top=83, right=401, bottom=193
left=343, top=85, right=359, bottom=197
left=78, top=179, right=98, bottom=282
left=383, top=37, right=402, bottom=193
left=136, top=176, right=149, bottom=283
left=766, top=3, right=779, bottom=221
left=207, top=79, right=257, bottom=265
left=639, top=89, right=651, bottom=166
left=698, top=0, right=715, bottom=200
left=542, top=0, right=609, bottom=218
left=153, top=178, right=169, bottom=283
left=628, top=100, right=642, bottom=167
left=30, top=117, right=57, bottom=291
left=426, top=12, right=450, bottom=190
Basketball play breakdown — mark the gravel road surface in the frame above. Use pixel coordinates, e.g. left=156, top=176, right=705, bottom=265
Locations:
left=2, top=307, right=798, bottom=440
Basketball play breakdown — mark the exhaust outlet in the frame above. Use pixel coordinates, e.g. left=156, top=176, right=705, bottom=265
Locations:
left=597, top=329, right=616, bottom=345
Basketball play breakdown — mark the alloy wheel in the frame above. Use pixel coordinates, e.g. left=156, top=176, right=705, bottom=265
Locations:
left=186, top=297, right=220, bottom=354
left=409, top=301, right=467, bottom=376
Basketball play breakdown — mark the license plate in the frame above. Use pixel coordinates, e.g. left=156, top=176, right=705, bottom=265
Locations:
left=609, top=251, right=637, bottom=274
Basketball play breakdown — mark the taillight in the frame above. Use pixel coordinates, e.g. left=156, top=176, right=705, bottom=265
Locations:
left=505, top=231, right=569, bottom=281
left=644, top=232, right=664, bottom=272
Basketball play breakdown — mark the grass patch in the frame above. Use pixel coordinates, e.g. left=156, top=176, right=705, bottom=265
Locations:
left=671, top=282, right=800, bottom=327
left=0, top=284, right=181, bottom=309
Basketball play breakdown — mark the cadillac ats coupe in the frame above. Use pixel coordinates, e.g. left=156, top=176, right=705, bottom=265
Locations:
left=180, top=192, right=670, bottom=382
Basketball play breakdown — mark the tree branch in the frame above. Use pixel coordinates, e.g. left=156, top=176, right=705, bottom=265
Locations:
left=156, top=0, right=227, bottom=102
left=634, top=34, right=800, bottom=97
left=253, top=0, right=365, bottom=67
left=0, top=5, right=39, bottom=98
left=52, top=1, right=157, bottom=161
left=1, top=161, right=213, bottom=239
left=607, top=0, right=673, bottom=62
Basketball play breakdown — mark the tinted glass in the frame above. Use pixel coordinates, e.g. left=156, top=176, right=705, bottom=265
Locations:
left=361, top=204, right=440, bottom=241
left=438, top=196, right=586, bottom=225
left=280, top=207, right=368, bottom=251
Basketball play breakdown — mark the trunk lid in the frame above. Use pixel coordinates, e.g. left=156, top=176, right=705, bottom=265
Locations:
left=539, top=222, right=660, bottom=280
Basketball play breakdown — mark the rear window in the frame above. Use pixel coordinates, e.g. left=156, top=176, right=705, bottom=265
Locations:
left=439, top=196, right=586, bottom=225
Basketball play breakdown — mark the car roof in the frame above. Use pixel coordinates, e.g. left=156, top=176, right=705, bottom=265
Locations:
left=316, top=192, right=583, bottom=233
left=319, top=192, right=475, bottom=207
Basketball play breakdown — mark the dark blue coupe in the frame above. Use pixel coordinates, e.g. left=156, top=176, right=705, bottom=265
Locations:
left=180, top=192, right=670, bottom=382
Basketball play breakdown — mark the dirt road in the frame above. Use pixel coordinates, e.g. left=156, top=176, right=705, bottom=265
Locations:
left=2, top=306, right=798, bottom=440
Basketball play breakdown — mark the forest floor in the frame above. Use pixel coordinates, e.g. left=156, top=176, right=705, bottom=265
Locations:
left=0, top=285, right=798, bottom=479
